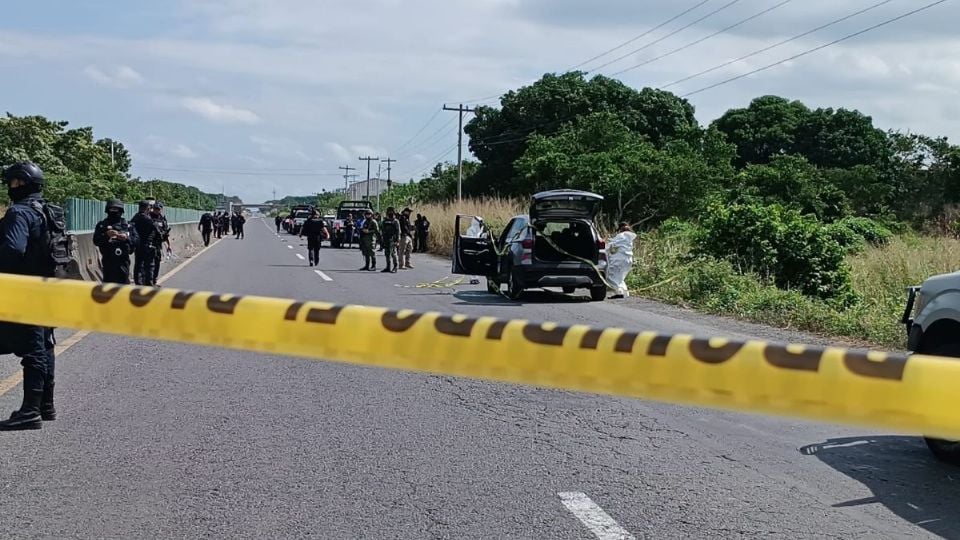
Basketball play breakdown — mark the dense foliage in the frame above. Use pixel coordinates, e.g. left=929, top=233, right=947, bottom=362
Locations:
left=400, top=72, right=960, bottom=303
left=0, top=113, right=239, bottom=209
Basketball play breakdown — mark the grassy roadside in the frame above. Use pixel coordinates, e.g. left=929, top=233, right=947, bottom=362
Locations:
left=414, top=198, right=959, bottom=349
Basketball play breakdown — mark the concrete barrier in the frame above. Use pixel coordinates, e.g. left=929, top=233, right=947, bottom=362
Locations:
left=71, top=221, right=207, bottom=282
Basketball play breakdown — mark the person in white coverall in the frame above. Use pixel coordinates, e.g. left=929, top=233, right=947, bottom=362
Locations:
left=606, top=222, right=636, bottom=299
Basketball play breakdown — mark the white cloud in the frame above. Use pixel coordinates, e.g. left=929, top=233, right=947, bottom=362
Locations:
left=181, top=96, right=261, bottom=124
left=170, top=143, right=197, bottom=158
left=324, top=142, right=351, bottom=162
left=84, top=64, right=144, bottom=88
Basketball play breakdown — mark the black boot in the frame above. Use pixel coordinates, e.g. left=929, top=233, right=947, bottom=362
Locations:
left=0, top=390, right=43, bottom=431
left=40, top=381, right=55, bottom=421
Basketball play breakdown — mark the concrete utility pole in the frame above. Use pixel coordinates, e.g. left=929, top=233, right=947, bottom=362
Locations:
left=381, top=158, right=396, bottom=192
left=443, top=103, right=476, bottom=201
left=339, top=165, right=356, bottom=194
left=358, top=156, right=379, bottom=202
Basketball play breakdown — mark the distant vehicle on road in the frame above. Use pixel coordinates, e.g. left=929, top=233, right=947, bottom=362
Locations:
left=288, top=205, right=312, bottom=235
left=330, top=200, right=374, bottom=248
left=453, top=189, right=608, bottom=301
left=904, top=271, right=960, bottom=463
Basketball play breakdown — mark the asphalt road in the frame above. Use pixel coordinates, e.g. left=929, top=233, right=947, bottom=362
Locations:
left=1, top=219, right=957, bottom=539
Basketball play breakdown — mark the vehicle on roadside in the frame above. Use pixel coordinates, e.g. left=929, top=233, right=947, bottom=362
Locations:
left=903, top=271, right=960, bottom=464
left=330, top=200, right=374, bottom=248
left=288, top=205, right=312, bottom=235
left=452, top=189, right=608, bottom=301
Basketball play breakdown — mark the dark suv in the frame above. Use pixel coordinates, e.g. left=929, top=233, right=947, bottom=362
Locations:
left=453, top=190, right=608, bottom=301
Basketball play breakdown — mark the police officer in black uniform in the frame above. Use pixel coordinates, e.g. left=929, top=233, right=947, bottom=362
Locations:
left=131, top=200, right=159, bottom=285
left=299, top=208, right=328, bottom=266
left=0, top=161, right=58, bottom=430
left=199, top=211, right=214, bottom=246
left=151, top=202, right=171, bottom=285
left=93, top=199, right=139, bottom=284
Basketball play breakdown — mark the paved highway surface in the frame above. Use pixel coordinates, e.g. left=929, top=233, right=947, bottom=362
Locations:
left=1, top=218, right=957, bottom=539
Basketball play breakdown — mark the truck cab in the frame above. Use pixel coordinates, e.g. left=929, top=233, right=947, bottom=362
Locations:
left=903, top=271, right=960, bottom=463
left=289, top=205, right=312, bottom=235
left=330, top=200, right=374, bottom=248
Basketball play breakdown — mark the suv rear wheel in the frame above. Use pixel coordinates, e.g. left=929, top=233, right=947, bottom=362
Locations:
left=920, top=342, right=960, bottom=464
left=506, top=267, right=524, bottom=301
left=487, top=277, right=500, bottom=294
left=590, top=286, right=607, bottom=302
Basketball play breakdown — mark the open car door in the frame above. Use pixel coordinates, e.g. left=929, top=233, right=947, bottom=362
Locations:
left=452, top=214, right=497, bottom=276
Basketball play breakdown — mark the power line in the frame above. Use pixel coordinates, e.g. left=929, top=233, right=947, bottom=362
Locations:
left=443, top=104, right=476, bottom=200
left=661, top=0, right=895, bottom=89
left=567, top=0, right=713, bottom=72
left=392, top=107, right=443, bottom=155
left=398, top=144, right=458, bottom=180
left=398, top=116, right=458, bottom=157
left=681, top=0, right=950, bottom=98
left=610, top=0, right=792, bottom=76
left=587, top=0, right=742, bottom=73
left=137, top=165, right=343, bottom=177
left=453, top=0, right=716, bottom=105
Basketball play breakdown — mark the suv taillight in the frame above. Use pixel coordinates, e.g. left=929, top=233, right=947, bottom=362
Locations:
left=597, top=238, right=607, bottom=267
left=520, top=235, right=534, bottom=265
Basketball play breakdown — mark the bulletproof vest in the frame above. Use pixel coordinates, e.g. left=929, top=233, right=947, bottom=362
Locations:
left=381, top=218, right=399, bottom=237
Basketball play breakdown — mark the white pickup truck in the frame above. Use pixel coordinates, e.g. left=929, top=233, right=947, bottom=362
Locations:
left=903, top=271, right=960, bottom=463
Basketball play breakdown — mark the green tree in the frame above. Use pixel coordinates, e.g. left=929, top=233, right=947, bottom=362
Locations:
left=711, top=96, right=809, bottom=167
left=96, top=138, right=132, bottom=174
left=465, top=72, right=699, bottom=196
left=734, top=155, right=850, bottom=221
left=516, top=112, right=724, bottom=224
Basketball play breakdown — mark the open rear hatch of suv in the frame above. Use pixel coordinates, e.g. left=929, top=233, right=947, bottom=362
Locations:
left=530, top=190, right=603, bottom=221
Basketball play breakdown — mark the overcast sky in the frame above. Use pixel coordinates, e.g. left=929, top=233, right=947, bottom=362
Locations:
left=1, top=0, right=956, bottom=203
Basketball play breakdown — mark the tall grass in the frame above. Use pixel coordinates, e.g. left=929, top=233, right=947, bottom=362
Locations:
left=417, top=198, right=524, bottom=256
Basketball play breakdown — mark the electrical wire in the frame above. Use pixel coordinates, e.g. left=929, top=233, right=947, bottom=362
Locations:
left=610, top=0, right=792, bottom=76
left=567, top=0, right=713, bottom=72
left=681, top=0, right=950, bottom=97
left=661, top=0, right=895, bottom=89
left=137, top=166, right=344, bottom=177
left=587, top=0, right=742, bottom=73
left=391, top=107, right=443, bottom=155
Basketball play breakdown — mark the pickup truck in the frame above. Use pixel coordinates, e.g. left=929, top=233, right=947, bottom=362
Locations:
left=288, top=205, right=312, bottom=235
left=903, top=270, right=960, bottom=463
left=329, top=200, right=373, bottom=248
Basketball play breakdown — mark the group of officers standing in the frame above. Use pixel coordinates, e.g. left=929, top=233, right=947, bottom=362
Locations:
left=199, top=211, right=246, bottom=246
left=93, top=198, right=171, bottom=286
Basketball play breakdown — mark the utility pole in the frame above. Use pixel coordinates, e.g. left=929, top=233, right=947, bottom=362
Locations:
left=273, top=188, right=277, bottom=202
left=339, top=165, right=356, bottom=194
left=382, top=158, right=397, bottom=192
left=443, top=103, right=475, bottom=201
left=345, top=174, right=358, bottom=199
left=358, top=156, right=379, bottom=203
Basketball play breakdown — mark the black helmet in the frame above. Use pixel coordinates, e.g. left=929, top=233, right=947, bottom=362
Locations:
left=106, top=199, right=124, bottom=213
left=154, top=201, right=164, bottom=210
left=138, top=200, right=153, bottom=210
left=2, top=161, right=45, bottom=186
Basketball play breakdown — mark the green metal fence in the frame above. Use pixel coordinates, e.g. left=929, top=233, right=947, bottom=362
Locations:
left=64, top=198, right=203, bottom=233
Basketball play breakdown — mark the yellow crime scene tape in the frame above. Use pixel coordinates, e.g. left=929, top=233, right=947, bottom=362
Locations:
left=1, top=273, right=959, bottom=439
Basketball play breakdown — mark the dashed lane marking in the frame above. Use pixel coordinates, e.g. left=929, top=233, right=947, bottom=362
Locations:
left=296, top=254, right=305, bottom=260
left=559, top=492, right=635, bottom=540
left=314, top=270, right=333, bottom=282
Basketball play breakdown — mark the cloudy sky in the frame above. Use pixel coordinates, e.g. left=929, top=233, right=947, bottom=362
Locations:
left=1, top=0, right=957, bottom=203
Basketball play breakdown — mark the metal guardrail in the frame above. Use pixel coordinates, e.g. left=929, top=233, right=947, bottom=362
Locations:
left=64, top=198, right=203, bottom=233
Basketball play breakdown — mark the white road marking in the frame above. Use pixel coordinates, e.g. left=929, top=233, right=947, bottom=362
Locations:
left=296, top=253, right=305, bottom=260
left=558, top=492, right=634, bottom=540
left=314, top=270, right=333, bottom=282
left=287, top=245, right=293, bottom=249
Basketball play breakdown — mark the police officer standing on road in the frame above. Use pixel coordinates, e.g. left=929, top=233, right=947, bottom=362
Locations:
left=131, top=200, right=159, bottom=285
left=93, top=199, right=139, bottom=284
left=0, top=162, right=58, bottom=430
left=299, top=208, right=328, bottom=267
left=359, top=209, right=379, bottom=271
left=274, top=214, right=282, bottom=234
left=344, top=212, right=355, bottom=248
left=417, top=214, right=430, bottom=252
left=380, top=207, right=400, bottom=273
left=199, top=211, right=214, bottom=247
left=151, top=202, right=171, bottom=286
left=234, top=211, right=246, bottom=239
